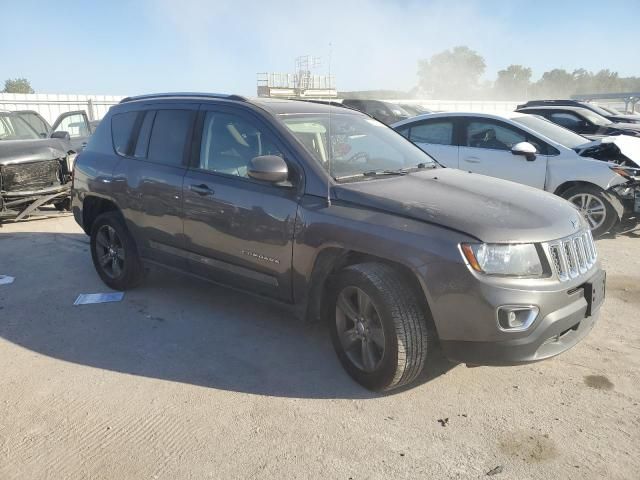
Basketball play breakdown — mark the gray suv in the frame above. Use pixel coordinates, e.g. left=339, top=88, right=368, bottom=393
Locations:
left=72, top=93, right=605, bottom=391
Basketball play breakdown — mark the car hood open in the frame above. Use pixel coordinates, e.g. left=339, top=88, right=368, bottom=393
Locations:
left=334, top=168, right=582, bottom=243
left=0, top=139, right=68, bottom=166
left=575, top=135, right=640, bottom=168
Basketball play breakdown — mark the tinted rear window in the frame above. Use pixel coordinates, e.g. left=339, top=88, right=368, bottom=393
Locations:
left=111, top=111, right=140, bottom=156
left=147, top=110, right=193, bottom=166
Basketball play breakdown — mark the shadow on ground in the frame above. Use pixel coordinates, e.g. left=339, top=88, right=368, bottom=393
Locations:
left=0, top=230, right=455, bottom=399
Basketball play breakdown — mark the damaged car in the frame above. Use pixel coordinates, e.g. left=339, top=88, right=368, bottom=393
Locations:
left=0, top=110, right=75, bottom=221
left=393, top=112, right=640, bottom=237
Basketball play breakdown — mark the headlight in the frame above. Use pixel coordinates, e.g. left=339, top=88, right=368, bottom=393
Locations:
left=461, top=243, right=543, bottom=276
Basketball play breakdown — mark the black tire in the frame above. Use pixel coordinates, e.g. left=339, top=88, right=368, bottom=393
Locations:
left=54, top=198, right=71, bottom=211
left=90, top=211, right=144, bottom=290
left=327, top=262, right=432, bottom=392
left=561, top=185, right=618, bottom=238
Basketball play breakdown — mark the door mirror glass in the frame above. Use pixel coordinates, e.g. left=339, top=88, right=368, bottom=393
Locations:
left=51, top=130, right=70, bottom=141
left=248, top=155, right=289, bottom=183
left=511, top=141, right=537, bottom=161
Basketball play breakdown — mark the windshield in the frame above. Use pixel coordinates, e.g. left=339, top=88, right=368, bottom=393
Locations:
left=388, top=104, right=410, bottom=117
left=586, top=103, right=618, bottom=117
left=578, top=108, right=611, bottom=126
left=512, top=115, right=588, bottom=149
left=0, top=113, right=41, bottom=140
left=280, top=113, right=437, bottom=180
left=597, top=104, right=624, bottom=115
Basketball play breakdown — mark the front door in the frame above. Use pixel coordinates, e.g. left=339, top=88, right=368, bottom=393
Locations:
left=52, top=110, right=92, bottom=151
left=458, top=119, right=548, bottom=189
left=182, top=106, right=301, bottom=300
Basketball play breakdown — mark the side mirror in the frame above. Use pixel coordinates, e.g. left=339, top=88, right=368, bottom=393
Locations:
left=511, top=142, right=537, bottom=161
left=248, top=155, right=289, bottom=183
left=51, top=131, right=70, bottom=141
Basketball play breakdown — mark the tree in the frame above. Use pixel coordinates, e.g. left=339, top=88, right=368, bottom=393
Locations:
left=418, top=46, right=486, bottom=99
left=494, top=65, right=532, bottom=99
left=531, top=69, right=575, bottom=98
left=2, top=78, right=34, bottom=94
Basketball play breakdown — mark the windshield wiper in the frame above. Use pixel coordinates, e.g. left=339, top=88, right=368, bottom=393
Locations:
left=362, top=169, right=408, bottom=177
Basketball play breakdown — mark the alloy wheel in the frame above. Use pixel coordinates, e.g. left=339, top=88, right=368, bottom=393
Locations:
left=568, top=193, right=606, bottom=231
left=335, top=286, right=386, bottom=372
left=95, top=225, right=126, bottom=279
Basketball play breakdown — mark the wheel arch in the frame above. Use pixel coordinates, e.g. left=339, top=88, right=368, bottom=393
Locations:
left=82, top=195, right=123, bottom=235
left=303, top=247, right=434, bottom=328
left=554, top=181, right=624, bottom=220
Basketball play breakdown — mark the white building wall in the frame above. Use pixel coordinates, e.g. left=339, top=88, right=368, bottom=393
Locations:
left=0, top=93, right=123, bottom=124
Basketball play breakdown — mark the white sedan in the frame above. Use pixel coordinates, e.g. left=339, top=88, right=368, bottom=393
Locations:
left=392, top=112, right=640, bottom=237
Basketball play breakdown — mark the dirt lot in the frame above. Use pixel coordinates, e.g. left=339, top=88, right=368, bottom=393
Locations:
left=0, top=212, right=638, bottom=479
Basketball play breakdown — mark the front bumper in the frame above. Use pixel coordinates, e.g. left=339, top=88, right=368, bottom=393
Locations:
left=440, top=295, right=598, bottom=365
left=422, top=258, right=605, bottom=366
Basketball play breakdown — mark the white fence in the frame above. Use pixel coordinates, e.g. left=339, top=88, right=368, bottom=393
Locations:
left=0, top=93, right=123, bottom=124
left=0, top=93, right=529, bottom=123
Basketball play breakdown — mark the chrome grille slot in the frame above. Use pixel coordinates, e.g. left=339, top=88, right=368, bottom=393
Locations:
left=546, top=230, right=597, bottom=282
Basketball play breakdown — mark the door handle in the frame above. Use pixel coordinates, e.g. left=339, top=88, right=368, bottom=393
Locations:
left=463, top=157, right=480, bottom=163
left=190, top=184, right=214, bottom=196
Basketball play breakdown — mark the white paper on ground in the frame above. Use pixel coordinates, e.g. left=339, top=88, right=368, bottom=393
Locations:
left=73, top=292, right=124, bottom=306
left=0, top=275, right=15, bottom=286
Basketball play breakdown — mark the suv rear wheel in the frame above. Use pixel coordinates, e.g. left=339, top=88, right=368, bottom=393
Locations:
left=562, top=185, right=617, bottom=238
left=90, top=211, right=144, bottom=290
left=328, top=263, right=431, bottom=391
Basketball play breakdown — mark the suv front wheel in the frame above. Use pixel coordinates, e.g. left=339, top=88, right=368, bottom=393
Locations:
left=90, top=211, right=144, bottom=290
left=328, top=263, right=431, bottom=391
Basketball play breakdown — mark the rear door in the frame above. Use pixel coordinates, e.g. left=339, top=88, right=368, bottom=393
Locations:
left=396, top=118, right=459, bottom=168
left=52, top=110, right=92, bottom=151
left=182, top=105, right=301, bottom=300
left=111, top=106, right=197, bottom=269
left=457, top=118, right=548, bottom=188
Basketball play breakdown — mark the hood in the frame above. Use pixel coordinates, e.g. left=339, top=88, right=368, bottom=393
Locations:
left=609, top=115, right=640, bottom=124
left=334, top=168, right=583, bottom=243
left=602, top=122, right=640, bottom=134
left=0, top=139, right=68, bottom=166
left=575, top=135, right=640, bottom=168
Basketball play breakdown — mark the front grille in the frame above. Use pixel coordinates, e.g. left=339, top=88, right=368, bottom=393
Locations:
left=0, top=160, right=62, bottom=193
left=547, top=230, right=597, bottom=281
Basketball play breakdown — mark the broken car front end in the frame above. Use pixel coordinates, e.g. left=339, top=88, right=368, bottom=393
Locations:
left=0, top=145, right=74, bottom=221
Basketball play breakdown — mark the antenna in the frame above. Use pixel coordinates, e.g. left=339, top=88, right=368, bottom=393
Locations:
left=327, top=42, right=333, bottom=207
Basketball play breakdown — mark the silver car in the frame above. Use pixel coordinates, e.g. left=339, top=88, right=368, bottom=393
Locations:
left=393, top=112, right=640, bottom=237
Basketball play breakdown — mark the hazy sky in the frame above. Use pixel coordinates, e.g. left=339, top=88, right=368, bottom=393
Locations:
left=1, top=0, right=638, bottom=96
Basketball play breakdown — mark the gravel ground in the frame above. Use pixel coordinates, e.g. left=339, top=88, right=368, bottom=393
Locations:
left=0, top=213, right=638, bottom=479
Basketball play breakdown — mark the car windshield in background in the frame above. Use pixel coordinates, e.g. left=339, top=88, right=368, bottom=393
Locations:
left=389, top=104, right=410, bottom=116
left=579, top=108, right=612, bottom=126
left=280, top=113, right=437, bottom=180
left=0, top=114, right=41, bottom=140
left=512, top=115, right=588, bottom=149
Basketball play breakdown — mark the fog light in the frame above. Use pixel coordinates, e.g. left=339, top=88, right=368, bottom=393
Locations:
left=497, top=306, right=539, bottom=331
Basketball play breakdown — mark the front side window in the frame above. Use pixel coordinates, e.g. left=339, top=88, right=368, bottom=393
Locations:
left=280, top=113, right=436, bottom=180
left=466, top=121, right=526, bottom=151
left=550, top=112, right=582, bottom=129
left=409, top=121, right=454, bottom=145
left=199, top=111, right=282, bottom=177
left=147, top=110, right=193, bottom=166
left=55, top=113, right=89, bottom=138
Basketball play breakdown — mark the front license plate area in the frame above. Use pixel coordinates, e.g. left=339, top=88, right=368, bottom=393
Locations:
left=584, top=271, right=606, bottom=316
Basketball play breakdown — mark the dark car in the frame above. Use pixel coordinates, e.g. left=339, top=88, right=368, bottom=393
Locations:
left=517, top=99, right=640, bottom=124
left=341, top=99, right=410, bottom=124
left=397, top=103, right=433, bottom=117
left=0, top=111, right=75, bottom=220
left=516, top=105, right=640, bottom=139
left=72, top=93, right=604, bottom=391
left=14, top=109, right=94, bottom=152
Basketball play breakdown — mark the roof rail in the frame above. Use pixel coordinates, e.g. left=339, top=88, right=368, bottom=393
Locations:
left=293, top=99, right=361, bottom=113
left=119, top=92, right=246, bottom=104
